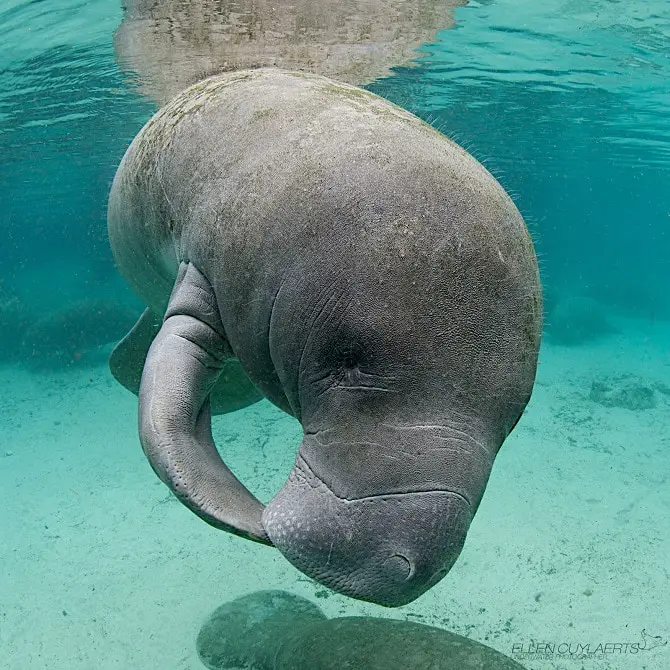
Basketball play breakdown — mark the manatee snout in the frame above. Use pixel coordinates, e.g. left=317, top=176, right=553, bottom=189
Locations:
left=263, top=453, right=474, bottom=607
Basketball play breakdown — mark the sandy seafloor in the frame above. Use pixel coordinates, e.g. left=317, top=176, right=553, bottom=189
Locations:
left=1, top=316, right=668, bottom=670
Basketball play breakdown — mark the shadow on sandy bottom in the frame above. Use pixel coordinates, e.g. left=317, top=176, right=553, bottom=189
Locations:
left=196, top=590, right=525, bottom=669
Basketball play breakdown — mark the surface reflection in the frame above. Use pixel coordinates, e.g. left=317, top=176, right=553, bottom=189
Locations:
left=115, top=0, right=465, bottom=104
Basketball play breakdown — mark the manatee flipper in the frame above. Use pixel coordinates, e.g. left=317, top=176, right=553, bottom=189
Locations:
left=210, top=358, right=265, bottom=414
left=139, top=262, right=271, bottom=545
left=110, top=307, right=162, bottom=395
left=110, top=310, right=263, bottom=414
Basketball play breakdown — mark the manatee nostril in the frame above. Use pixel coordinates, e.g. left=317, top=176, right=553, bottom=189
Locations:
left=382, top=553, right=413, bottom=582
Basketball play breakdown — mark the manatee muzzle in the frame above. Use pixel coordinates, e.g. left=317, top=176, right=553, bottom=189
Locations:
left=262, top=454, right=473, bottom=607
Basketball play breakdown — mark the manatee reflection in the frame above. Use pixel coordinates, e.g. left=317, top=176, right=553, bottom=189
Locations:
left=115, top=0, right=465, bottom=104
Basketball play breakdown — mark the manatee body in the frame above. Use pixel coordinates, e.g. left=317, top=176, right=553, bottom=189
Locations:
left=196, top=590, right=527, bottom=670
left=108, top=68, right=542, bottom=607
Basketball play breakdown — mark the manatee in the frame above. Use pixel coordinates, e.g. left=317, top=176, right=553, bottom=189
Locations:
left=108, top=68, right=542, bottom=606
left=196, top=590, right=527, bottom=670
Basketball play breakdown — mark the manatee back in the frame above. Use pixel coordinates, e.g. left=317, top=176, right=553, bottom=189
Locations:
left=108, top=69, right=541, bottom=433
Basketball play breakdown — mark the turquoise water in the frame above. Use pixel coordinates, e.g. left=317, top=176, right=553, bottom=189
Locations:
left=1, top=1, right=668, bottom=668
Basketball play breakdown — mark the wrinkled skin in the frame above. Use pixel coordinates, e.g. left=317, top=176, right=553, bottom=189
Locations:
left=108, top=68, right=542, bottom=607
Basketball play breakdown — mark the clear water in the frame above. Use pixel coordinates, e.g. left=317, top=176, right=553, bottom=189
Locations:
left=1, top=1, right=668, bottom=668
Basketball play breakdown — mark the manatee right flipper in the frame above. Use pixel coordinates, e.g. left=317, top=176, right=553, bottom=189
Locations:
left=111, top=309, right=264, bottom=414
left=138, top=262, right=271, bottom=545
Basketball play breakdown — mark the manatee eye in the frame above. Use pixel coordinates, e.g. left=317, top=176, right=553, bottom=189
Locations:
left=342, top=354, right=357, bottom=369
left=320, top=324, right=374, bottom=373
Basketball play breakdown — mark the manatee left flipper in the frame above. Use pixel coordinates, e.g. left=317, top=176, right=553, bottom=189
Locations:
left=110, top=309, right=264, bottom=414
left=110, top=307, right=162, bottom=395
left=139, top=262, right=272, bottom=545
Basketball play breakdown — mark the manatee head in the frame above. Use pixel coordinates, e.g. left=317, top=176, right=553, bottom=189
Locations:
left=262, top=448, right=474, bottom=607
left=259, top=157, right=542, bottom=606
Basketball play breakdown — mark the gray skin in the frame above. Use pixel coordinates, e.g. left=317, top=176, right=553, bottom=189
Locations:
left=108, top=68, right=542, bottom=607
